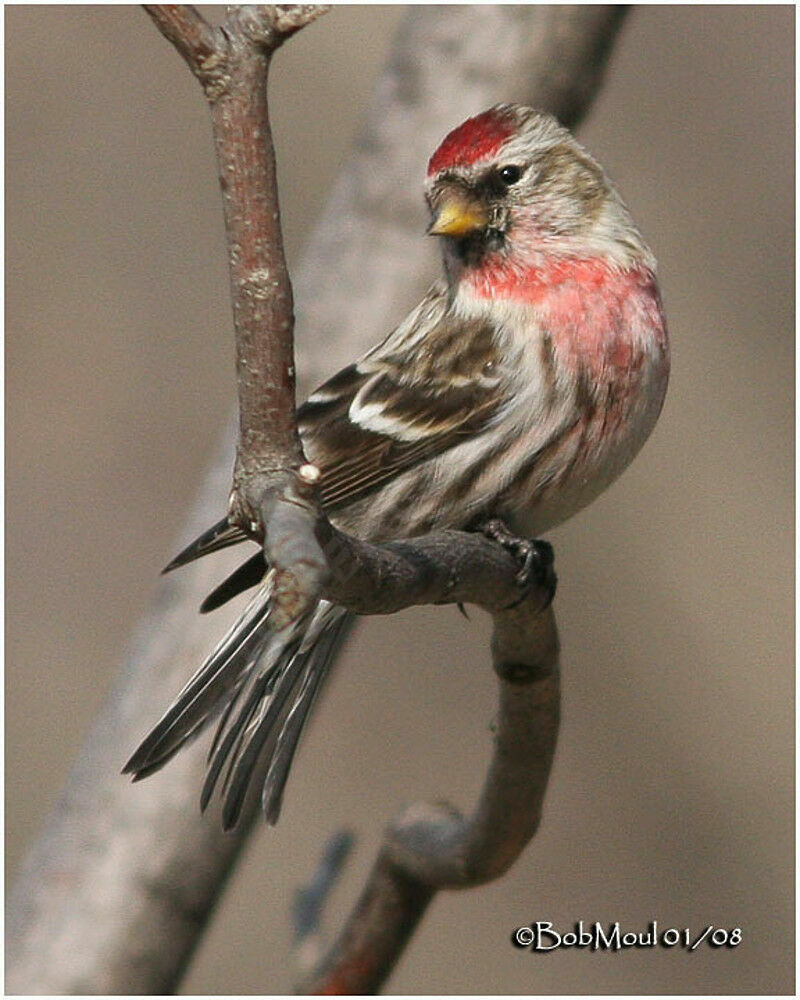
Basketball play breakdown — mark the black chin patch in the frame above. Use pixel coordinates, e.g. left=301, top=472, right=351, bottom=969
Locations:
left=453, top=227, right=505, bottom=268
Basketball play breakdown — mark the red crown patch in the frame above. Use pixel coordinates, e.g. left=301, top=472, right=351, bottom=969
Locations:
left=427, top=108, right=516, bottom=177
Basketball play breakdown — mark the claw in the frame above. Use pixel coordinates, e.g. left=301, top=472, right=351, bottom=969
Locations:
left=524, top=539, right=557, bottom=609
left=477, top=519, right=557, bottom=609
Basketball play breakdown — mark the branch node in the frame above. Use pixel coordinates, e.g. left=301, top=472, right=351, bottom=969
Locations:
left=493, top=658, right=554, bottom=685
left=144, top=6, right=231, bottom=101
left=233, top=4, right=331, bottom=52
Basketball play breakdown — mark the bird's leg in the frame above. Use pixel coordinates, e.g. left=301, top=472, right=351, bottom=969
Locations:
left=476, top=519, right=557, bottom=608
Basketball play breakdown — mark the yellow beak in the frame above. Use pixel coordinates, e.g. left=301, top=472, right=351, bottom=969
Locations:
left=427, top=193, right=489, bottom=237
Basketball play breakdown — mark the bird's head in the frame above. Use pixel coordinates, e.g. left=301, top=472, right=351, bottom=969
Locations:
left=424, top=104, right=652, bottom=282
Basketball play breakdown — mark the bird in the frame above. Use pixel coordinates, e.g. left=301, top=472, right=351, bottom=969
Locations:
left=124, top=104, right=669, bottom=829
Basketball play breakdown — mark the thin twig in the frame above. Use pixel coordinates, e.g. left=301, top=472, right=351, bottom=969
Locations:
left=207, top=6, right=331, bottom=627
left=144, top=5, right=222, bottom=88
left=148, top=3, right=331, bottom=629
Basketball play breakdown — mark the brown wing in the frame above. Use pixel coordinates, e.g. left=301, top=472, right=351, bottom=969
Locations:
left=298, top=294, right=506, bottom=512
left=162, top=287, right=505, bottom=582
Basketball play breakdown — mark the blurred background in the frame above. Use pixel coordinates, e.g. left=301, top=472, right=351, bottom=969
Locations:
left=6, top=4, right=794, bottom=994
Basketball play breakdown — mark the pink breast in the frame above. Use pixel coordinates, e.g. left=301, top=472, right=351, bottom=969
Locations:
left=466, top=256, right=667, bottom=377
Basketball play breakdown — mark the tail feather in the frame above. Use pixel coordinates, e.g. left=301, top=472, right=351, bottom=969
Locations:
left=260, top=617, right=351, bottom=825
left=162, top=516, right=250, bottom=574
left=199, top=631, right=301, bottom=812
left=207, top=604, right=352, bottom=830
left=123, top=583, right=275, bottom=778
left=199, top=551, right=267, bottom=614
left=206, top=680, right=243, bottom=764
left=127, top=569, right=353, bottom=828
left=216, top=640, right=314, bottom=829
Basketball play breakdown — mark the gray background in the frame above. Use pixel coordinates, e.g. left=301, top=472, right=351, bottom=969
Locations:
left=6, top=5, right=794, bottom=994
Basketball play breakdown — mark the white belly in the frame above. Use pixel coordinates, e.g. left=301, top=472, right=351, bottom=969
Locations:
left=507, top=350, right=669, bottom=537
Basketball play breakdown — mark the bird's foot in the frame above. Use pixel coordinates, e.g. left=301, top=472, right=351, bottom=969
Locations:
left=478, top=518, right=557, bottom=609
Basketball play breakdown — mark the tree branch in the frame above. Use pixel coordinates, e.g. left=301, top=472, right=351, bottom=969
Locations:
left=207, top=5, right=333, bottom=628
left=144, top=6, right=222, bottom=89
left=318, top=524, right=550, bottom=616
left=6, top=6, right=628, bottom=994
left=148, top=3, right=332, bottom=628
left=301, top=604, right=559, bottom=994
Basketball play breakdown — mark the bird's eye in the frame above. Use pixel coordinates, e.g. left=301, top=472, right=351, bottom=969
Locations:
left=497, top=164, right=522, bottom=186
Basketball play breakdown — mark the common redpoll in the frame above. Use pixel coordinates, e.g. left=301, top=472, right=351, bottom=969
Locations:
left=125, top=105, right=669, bottom=828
